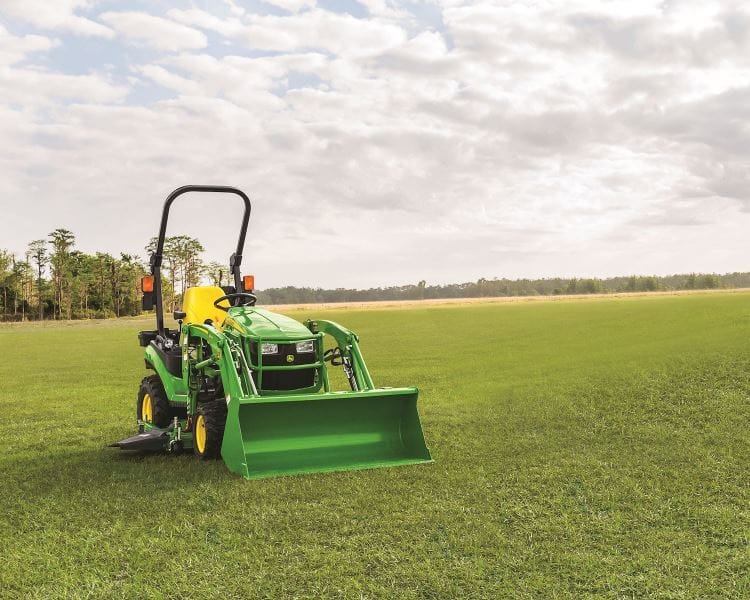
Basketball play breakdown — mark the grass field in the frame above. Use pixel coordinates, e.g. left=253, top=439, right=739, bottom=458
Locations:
left=1, top=292, right=749, bottom=599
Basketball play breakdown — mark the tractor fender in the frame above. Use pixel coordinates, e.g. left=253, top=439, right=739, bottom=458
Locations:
left=144, top=344, right=187, bottom=402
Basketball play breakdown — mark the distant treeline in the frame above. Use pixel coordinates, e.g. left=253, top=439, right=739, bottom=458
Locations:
left=1, top=230, right=748, bottom=321
left=0, top=231, right=212, bottom=321
left=255, top=272, right=750, bottom=304
left=0, top=231, right=145, bottom=322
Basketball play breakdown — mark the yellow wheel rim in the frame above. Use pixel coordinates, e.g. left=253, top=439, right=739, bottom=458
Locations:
left=195, top=415, right=207, bottom=454
left=142, top=394, right=153, bottom=423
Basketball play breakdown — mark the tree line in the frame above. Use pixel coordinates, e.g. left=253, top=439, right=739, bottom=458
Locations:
left=0, top=231, right=217, bottom=321
left=253, top=272, right=749, bottom=304
left=0, top=230, right=145, bottom=321
left=1, top=231, right=748, bottom=321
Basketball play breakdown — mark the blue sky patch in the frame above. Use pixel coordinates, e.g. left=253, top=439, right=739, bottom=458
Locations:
left=317, top=0, right=369, bottom=18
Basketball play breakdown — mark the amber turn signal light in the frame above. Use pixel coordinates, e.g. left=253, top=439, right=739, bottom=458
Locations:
left=141, top=275, right=154, bottom=293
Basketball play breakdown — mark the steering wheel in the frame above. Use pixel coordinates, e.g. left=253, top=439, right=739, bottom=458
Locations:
left=214, top=292, right=257, bottom=311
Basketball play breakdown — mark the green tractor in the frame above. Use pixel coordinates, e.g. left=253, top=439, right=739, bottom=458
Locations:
left=112, top=185, right=432, bottom=479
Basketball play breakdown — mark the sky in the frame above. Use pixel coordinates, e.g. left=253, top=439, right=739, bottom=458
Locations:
left=0, top=0, right=749, bottom=289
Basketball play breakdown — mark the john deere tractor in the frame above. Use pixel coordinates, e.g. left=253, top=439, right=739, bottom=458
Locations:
left=112, top=185, right=431, bottom=479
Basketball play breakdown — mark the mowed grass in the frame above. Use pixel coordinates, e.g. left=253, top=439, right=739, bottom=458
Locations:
left=1, top=293, right=749, bottom=599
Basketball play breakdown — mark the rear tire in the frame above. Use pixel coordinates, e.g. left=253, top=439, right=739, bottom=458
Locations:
left=137, top=375, right=171, bottom=428
left=194, top=401, right=227, bottom=460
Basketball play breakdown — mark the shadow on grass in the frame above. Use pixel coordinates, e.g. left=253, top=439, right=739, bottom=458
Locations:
left=3, top=444, right=235, bottom=505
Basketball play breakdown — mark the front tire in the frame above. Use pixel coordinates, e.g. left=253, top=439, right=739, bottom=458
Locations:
left=194, top=401, right=227, bottom=460
left=137, top=375, right=171, bottom=428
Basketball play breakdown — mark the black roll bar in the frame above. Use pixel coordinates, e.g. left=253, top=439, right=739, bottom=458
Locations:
left=149, top=185, right=252, bottom=334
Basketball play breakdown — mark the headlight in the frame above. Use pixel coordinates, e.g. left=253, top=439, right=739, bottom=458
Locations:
left=261, top=343, right=278, bottom=355
left=296, top=340, right=315, bottom=353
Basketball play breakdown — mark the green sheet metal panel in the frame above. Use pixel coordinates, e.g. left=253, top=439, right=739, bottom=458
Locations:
left=221, top=388, right=432, bottom=479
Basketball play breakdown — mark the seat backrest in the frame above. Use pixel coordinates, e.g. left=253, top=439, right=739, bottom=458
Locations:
left=182, top=286, right=229, bottom=326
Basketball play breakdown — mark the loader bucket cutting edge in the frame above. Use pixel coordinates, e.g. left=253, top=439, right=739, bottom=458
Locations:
left=221, top=388, right=432, bottom=479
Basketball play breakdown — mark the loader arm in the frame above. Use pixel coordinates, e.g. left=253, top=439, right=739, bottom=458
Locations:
left=305, top=319, right=375, bottom=391
left=179, top=323, right=251, bottom=419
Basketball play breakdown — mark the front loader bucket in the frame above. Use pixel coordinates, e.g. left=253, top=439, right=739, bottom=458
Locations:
left=220, top=388, right=432, bottom=479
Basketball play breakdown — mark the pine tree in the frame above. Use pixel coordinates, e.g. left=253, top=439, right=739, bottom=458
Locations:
left=27, top=240, right=48, bottom=320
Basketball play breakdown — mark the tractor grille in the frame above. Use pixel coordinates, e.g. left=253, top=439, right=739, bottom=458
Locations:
left=249, top=341, right=317, bottom=391
left=249, top=341, right=317, bottom=367
left=252, top=369, right=315, bottom=391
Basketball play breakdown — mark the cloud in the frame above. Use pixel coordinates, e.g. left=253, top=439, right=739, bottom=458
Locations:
left=0, top=69, right=128, bottom=105
left=0, top=24, right=57, bottom=66
left=169, top=8, right=407, bottom=58
left=0, top=0, right=113, bottom=38
left=136, top=65, right=201, bottom=95
left=249, top=10, right=406, bottom=57
left=166, top=8, right=247, bottom=38
left=261, top=0, right=317, bottom=14
left=1, top=1, right=750, bottom=286
left=99, top=11, right=208, bottom=51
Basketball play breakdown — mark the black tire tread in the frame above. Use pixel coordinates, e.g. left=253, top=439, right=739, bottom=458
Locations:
left=137, top=375, right=171, bottom=428
left=195, top=401, right=227, bottom=460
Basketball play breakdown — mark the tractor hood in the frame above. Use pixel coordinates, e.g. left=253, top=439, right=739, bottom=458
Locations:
left=224, top=307, right=313, bottom=340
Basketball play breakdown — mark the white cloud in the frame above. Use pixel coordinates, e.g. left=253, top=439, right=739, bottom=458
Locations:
left=0, top=26, right=127, bottom=107
left=166, top=8, right=246, bottom=38
left=0, top=0, right=113, bottom=38
left=136, top=64, right=201, bottom=95
left=168, top=8, right=407, bottom=58
left=223, top=0, right=247, bottom=18
left=261, top=0, right=317, bottom=14
left=240, top=10, right=406, bottom=57
left=99, top=11, right=208, bottom=51
left=0, top=24, right=57, bottom=66
left=0, top=68, right=128, bottom=105
left=157, top=54, right=291, bottom=107
left=1, top=1, right=750, bottom=287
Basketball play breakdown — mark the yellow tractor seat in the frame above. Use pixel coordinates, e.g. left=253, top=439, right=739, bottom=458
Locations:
left=182, top=286, right=229, bottom=326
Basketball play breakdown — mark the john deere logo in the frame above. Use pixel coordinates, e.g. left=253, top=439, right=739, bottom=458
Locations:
left=286, top=354, right=295, bottom=363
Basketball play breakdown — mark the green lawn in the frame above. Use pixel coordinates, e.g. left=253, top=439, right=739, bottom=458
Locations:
left=1, top=293, right=748, bottom=599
